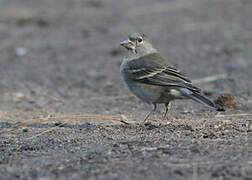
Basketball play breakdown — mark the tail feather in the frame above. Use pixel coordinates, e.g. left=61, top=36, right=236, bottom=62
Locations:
left=180, top=89, right=225, bottom=111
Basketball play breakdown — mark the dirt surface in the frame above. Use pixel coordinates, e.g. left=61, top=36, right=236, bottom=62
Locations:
left=0, top=0, right=252, bottom=179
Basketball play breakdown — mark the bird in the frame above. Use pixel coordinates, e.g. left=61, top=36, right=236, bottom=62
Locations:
left=120, top=33, right=224, bottom=122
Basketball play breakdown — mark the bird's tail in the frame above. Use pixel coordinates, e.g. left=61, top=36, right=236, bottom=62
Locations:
left=180, top=89, right=225, bottom=111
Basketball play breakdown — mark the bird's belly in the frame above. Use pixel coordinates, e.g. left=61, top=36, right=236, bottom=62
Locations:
left=123, top=79, right=163, bottom=103
left=123, top=82, right=186, bottom=104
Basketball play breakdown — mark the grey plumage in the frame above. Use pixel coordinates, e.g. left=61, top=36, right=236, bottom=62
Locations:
left=120, top=33, right=224, bottom=121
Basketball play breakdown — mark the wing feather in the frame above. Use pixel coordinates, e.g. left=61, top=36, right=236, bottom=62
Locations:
left=125, top=53, right=200, bottom=92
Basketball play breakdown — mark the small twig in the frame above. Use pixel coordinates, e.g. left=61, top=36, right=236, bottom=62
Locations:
left=161, top=161, right=214, bottom=168
left=193, top=74, right=227, bottom=84
left=25, top=116, right=129, bottom=139
left=216, top=113, right=252, bottom=117
left=26, top=122, right=68, bottom=140
left=0, top=115, right=129, bottom=135
left=48, top=115, right=129, bottom=125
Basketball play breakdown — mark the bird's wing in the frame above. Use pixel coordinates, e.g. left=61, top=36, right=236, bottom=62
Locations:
left=125, top=53, right=200, bottom=92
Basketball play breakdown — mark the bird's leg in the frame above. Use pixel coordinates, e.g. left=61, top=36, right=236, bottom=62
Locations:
left=162, top=102, right=171, bottom=121
left=143, top=104, right=157, bottom=123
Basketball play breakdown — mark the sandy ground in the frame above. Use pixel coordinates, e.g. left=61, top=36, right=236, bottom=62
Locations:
left=0, top=0, right=252, bottom=179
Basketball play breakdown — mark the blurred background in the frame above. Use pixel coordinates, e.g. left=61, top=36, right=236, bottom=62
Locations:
left=1, top=1, right=252, bottom=179
left=0, top=0, right=251, bottom=119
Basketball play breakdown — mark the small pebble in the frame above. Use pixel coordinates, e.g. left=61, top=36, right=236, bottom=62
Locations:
left=22, top=127, right=28, bottom=132
left=16, top=47, right=27, bottom=56
left=54, top=122, right=63, bottom=126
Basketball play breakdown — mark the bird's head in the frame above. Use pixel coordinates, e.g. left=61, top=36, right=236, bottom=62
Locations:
left=120, top=33, right=157, bottom=56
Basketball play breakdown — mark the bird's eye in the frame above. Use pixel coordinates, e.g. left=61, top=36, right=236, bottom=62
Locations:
left=137, top=38, right=143, bottom=43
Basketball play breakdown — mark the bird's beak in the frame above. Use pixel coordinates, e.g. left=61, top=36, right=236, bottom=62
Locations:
left=120, top=39, right=135, bottom=51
